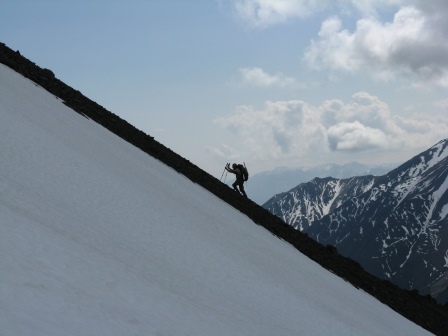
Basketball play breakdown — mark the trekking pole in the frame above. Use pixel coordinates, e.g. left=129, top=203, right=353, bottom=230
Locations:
left=221, top=163, right=229, bottom=182
left=220, top=166, right=226, bottom=182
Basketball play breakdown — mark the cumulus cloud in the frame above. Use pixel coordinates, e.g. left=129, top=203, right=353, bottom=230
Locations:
left=231, top=1, right=448, bottom=87
left=231, top=0, right=323, bottom=28
left=319, top=92, right=396, bottom=132
left=348, top=0, right=409, bottom=16
left=238, top=67, right=298, bottom=87
left=214, top=91, right=448, bottom=162
left=231, top=0, right=411, bottom=28
left=327, top=121, right=388, bottom=151
left=304, top=5, right=448, bottom=87
left=214, top=100, right=323, bottom=160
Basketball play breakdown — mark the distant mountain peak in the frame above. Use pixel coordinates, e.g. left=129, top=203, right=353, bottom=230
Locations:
left=250, top=162, right=396, bottom=205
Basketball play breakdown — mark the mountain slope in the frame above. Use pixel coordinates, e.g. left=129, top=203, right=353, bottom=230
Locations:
left=1, top=58, right=433, bottom=336
left=2, top=42, right=448, bottom=335
left=265, top=137, right=448, bottom=305
left=307, top=140, right=448, bottom=302
left=265, top=176, right=376, bottom=231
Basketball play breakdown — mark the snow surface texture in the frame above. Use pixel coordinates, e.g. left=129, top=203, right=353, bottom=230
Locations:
left=0, top=64, right=431, bottom=335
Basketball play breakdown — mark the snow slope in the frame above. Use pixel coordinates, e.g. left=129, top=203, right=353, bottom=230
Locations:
left=0, top=64, right=431, bottom=335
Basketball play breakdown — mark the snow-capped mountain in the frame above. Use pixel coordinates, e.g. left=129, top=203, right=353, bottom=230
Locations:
left=264, top=139, right=448, bottom=304
left=264, top=175, right=376, bottom=231
left=251, top=162, right=395, bottom=205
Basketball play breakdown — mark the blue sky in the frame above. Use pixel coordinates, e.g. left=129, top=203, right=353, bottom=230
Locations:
left=2, top=0, right=447, bottom=176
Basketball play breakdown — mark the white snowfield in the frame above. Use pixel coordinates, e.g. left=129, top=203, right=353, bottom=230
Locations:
left=0, top=64, right=432, bottom=336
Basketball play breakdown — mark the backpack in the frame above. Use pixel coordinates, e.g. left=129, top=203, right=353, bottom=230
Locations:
left=237, top=164, right=249, bottom=181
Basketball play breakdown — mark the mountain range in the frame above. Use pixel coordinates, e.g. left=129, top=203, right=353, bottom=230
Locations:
left=264, top=139, right=448, bottom=305
left=250, top=162, right=396, bottom=205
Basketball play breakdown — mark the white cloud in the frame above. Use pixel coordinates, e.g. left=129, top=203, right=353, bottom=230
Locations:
left=231, top=0, right=323, bottom=28
left=232, top=1, right=448, bottom=87
left=304, top=5, right=448, bottom=87
left=214, top=100, right=322, bottom=160
left=348, top=0, right=409, bottom=16
left=320, top=92, right=394, bottom=131
left=231, top=0, right=411, bottom=28
left=214, top=91, right=448, bottom=162
left=238, top=67, right=298, bottom=87
left=327, top=121, right=388, bottom=151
